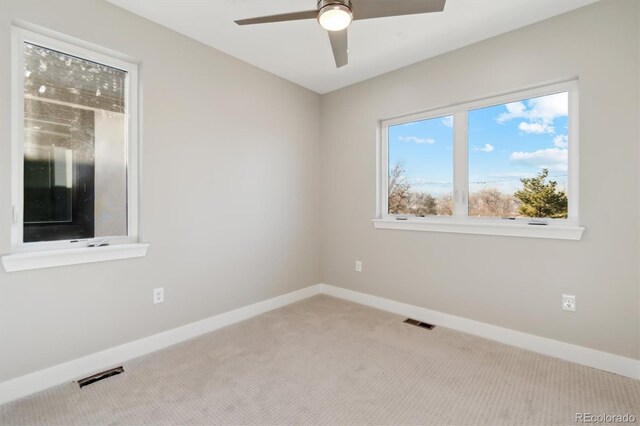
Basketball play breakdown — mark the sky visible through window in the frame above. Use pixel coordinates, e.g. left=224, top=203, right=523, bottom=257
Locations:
left=388, top=92, right=569, bottom=218
left=469, top=92, right=568, bottom=197
left=388, top=115, right=454, bottom=197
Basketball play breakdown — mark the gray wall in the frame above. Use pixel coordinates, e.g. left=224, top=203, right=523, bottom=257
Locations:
left=0, top=0, right=321, bottom=382
left=320, top=0, right=640, bottom=360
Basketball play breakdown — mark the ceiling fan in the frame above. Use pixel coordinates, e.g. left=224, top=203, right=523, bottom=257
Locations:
left=235, top=0, right=446, bottom=68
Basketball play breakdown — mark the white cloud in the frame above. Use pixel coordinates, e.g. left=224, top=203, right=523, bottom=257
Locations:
left=498, top=92, right=568, bottom=123
left=497, top=101, right=527, bottom=123
left=528, top=92, right=568, bottom=122
left=398, top=136, right=435, bottom=144
left=518, top=122, right=554, bottom=134
left=441, top=116, right=453, bottom=127
left=510, top=148, right=568, bottom=172
left=476, top=143, right=494, bottom=152
left=497, top=92, right=568, bottom=134
left=553, top=134, right=568, bottom=148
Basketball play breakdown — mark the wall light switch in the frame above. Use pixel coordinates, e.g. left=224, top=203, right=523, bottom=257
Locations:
left=355, top=261, right=362, bottom=272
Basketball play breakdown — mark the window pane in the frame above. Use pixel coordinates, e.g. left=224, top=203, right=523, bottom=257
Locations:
left=24, top=145, right=72, bottom=224
left=23, top=42, right=128, bottom=242
left=468, top=92, right=569, bottom=219
left=388, top=115, right=454, bottom=216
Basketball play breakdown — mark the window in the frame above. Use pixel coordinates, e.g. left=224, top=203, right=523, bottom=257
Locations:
left=468, top=92, right=569, bottom=219
left=3, top=26, right=146, bottom=271
left=377, top=81, right=583, bottom=240
left=388, top=115, right=454, bottom=216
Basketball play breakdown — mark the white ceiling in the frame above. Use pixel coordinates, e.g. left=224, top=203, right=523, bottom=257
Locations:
left=107, top=0, right=599, bottom=94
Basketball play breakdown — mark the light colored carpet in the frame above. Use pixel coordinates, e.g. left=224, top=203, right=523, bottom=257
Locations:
left=1, top=295, right=638, bottom=425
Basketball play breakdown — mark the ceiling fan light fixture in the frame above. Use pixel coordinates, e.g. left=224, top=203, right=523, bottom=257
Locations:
left=318, top=4, right=353, bottom=32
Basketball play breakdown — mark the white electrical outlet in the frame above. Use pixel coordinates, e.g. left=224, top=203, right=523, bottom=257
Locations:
left=153, top=287, right=164, bottom=304
left=562, top=294, right=575, bottom=312
left=355, top=260, right=362, bottom=272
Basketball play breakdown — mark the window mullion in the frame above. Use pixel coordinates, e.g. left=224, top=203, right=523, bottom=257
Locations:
left=380, top=123, right=389, bottom=218
left=453, top=111, right=468, bottom=217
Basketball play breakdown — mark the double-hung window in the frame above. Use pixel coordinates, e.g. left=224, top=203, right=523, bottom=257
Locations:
left=376, top=81, right=584, bottom=240
left=3, top=26, right=147, bottom=272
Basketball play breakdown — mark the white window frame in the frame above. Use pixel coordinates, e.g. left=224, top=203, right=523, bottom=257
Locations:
left=2, top=24, right=147, bottom=271
left=375, top=80, right=585, bottom=240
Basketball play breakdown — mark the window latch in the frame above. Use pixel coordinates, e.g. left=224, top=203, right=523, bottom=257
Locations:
left=87, top=240, right=110, bottom=248
left=12, top=206, right=19, bottom=224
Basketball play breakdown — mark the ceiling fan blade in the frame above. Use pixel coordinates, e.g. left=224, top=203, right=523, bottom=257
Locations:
left=235, top=10, right=318, bottom=26
left=351, top=0, right=446, bottom=21
left=328, top=29, right=348, bottom=68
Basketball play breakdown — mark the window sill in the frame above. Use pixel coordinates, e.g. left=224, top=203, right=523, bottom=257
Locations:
left=2, top=243, right=149, bottom=272
left=372, top=219, right=585, bottom=240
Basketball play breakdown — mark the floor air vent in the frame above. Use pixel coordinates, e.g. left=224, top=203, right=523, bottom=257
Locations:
left=404, top=318, right=435, bottom=330
left=78, top=366, right=124, bottom=388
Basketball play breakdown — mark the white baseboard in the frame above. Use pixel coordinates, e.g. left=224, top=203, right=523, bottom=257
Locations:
left=319, top=284, right=640, bottom=380
left=0, top=284, right=323, bottom=405
left=1, top=282, right=637, bottom=406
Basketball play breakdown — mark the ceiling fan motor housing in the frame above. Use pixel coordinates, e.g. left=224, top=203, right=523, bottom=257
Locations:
left=317, top=0, right=352, bottom=10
